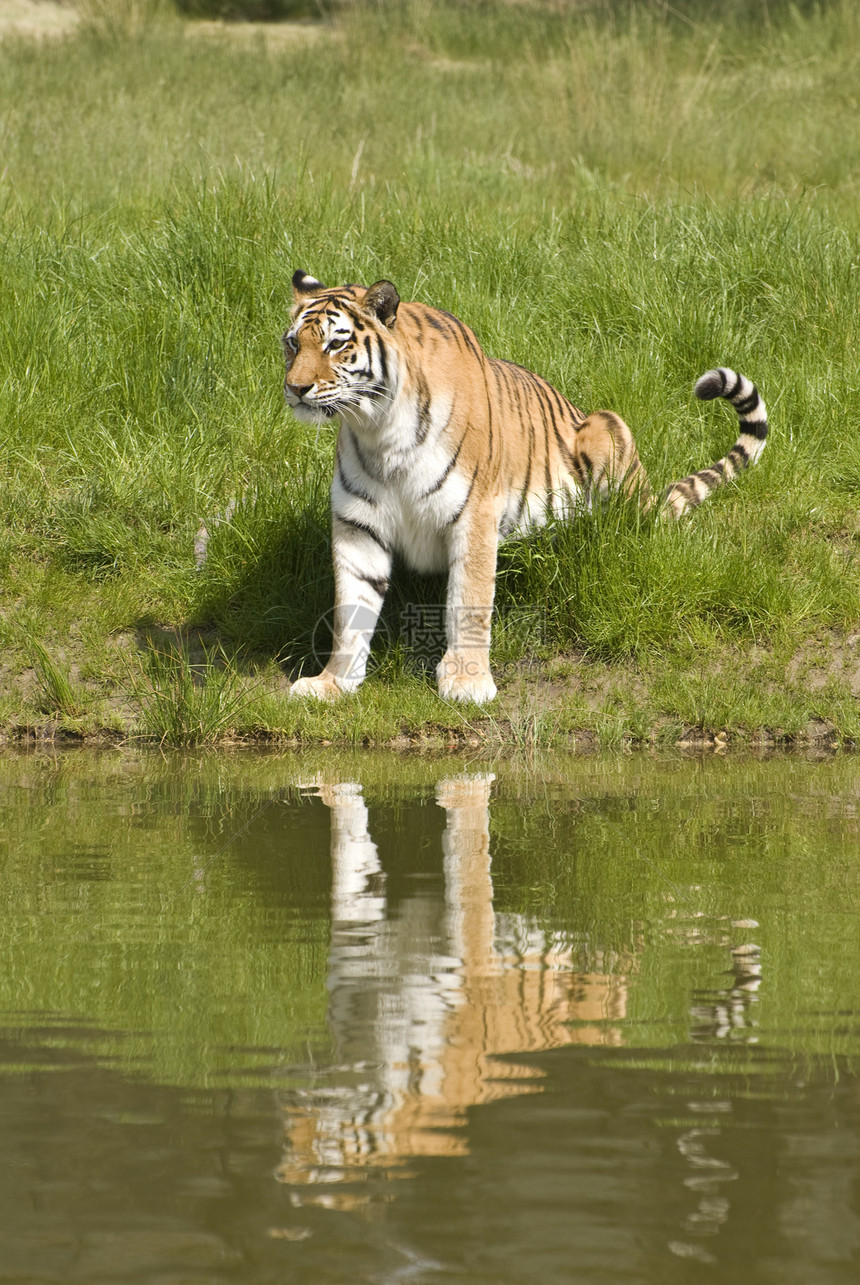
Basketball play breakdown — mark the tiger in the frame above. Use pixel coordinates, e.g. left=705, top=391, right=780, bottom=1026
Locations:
left=283, top=270, right=768, bottom=705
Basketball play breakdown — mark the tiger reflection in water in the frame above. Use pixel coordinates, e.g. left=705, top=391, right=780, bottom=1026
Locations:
left=276, top=775, right=632, bottom=1196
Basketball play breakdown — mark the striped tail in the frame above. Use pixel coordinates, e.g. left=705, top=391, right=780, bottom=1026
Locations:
left=663, top=368, right=768, bottom=518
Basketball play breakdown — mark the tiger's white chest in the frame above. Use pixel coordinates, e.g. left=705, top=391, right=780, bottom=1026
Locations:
left=367, top=464, right=469, bottom=573
left=335, top=390, right=472, bottom=574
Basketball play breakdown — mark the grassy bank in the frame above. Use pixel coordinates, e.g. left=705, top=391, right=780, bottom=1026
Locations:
left=1, top=0, right=860, bottom=747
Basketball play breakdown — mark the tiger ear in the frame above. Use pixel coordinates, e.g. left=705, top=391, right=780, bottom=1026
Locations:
left=292, top=270, right=326, bottom=301
left=362, top=280, right=400, bottom=330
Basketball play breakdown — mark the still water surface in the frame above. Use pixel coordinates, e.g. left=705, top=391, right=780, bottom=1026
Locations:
left=1, top=750, right=858, bottom=1283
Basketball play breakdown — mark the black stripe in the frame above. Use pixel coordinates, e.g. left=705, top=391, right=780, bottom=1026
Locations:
left=446, top=460, right=480, bottom=527
left=741, top=418, right=769, bottom=441
left=337, top=460, right=377, bottom=506
left=724, top=372, right=743, bottom=400
left=423, top=424, right=467, bottom=496
left=515, top=420, right=535, bottom=527
left=524, top=383, right=558, bottom=498
left=523, top=372, right=583, bottom=484
left=499, top=362, right=519, bottom=414
left=498, top=360, right=516, bottom=409
left=357, top=572, right=389, bottom=597
left=552, top=383, right=583, bottom=426
left=487, top=374, right=494, bottom=462
left=727, top=443, right=751, bottom=466
left=377, top=335, right=390, bottom=386
left=546, top=387, right=586, bottom=482
left=670, top=478, right=701, bottom=505
left=503, top=360, right=532, bottom=434
left=339, top=555, right=385, bottom=588
left=333, top=512, right=391, bottom=553
left=502, top=361, right=543, bottom=401
left=552, top=421, right=581, bottom=482
left=338, top=557, right=389, bottom=598
left=444, top=313, right=484, bottom=364
left=415, top=371, right=433, bottom=445
left=539, top=380, right=560, bottom=442
left=734, top=388, right=760, bottom=415
left=502, top=362, right=565, bottom=418
left=695, top=466, right=725, bottom=487
left=427, top=312, right=458, bottom=339
left=345, top=428, right=383, bottom=482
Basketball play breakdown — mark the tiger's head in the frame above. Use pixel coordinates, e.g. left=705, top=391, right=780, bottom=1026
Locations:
left=283, top=270, right=400, bottom=425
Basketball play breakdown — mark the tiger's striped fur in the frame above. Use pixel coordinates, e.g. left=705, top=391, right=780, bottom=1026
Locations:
left=284, top=271, right=768, bottom=704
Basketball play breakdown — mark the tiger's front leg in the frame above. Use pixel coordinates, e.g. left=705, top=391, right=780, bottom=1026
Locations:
left=290, top=515, right=391, bottom=701
left=437, top=510, right=499, bottom=705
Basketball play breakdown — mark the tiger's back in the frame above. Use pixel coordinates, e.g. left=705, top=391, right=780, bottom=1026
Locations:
left=284, top=271, right=768, bottom=704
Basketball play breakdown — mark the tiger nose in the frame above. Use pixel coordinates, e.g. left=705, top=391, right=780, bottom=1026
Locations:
left=287, top=383, right=313, bottom=398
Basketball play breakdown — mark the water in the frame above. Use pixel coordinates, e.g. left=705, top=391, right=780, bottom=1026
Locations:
left=1, top=749, right=858, bottom=1283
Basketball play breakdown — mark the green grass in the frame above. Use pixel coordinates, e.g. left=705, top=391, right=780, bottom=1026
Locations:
left=127, top=634, right=263, bottom=744
left=30, top=640, right=92, bottom=720
left=1, top=0, right=859, bottom=745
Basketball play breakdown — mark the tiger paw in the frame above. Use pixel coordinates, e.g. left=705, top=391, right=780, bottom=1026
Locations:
left=436, top=652, right=498, bottom=705
left=290, top=672, right=347, bottom=701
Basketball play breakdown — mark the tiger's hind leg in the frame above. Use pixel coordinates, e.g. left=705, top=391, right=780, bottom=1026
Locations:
left=437, top=506, right=499, bottom=706
left=573, top=411, right=651, bottom=508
